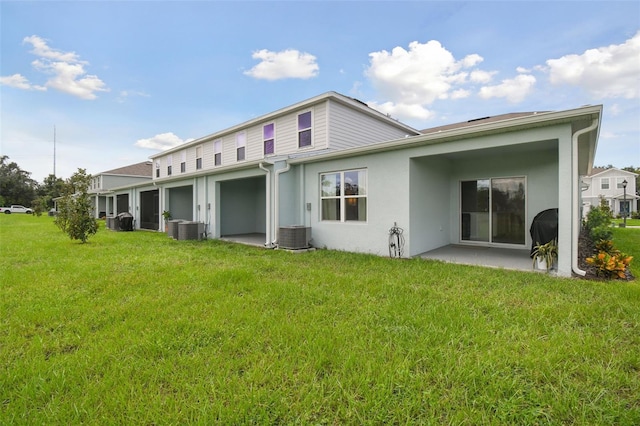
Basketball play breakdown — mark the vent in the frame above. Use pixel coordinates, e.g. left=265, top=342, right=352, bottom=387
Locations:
left=178, top=221, right=205, bottom=241
left=279, top=226, right=311, bottom=250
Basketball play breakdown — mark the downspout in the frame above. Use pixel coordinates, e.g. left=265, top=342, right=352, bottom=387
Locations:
left=272, top=162, right=291, bottom=245
left=572, top=119, right=599, bottom=276
left=259, top=162, right=273, bottom=248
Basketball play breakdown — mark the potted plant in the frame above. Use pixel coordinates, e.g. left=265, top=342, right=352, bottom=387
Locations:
left=532, top=239, right=558, bottom=271
left=162, top=210, right=171, bottom=232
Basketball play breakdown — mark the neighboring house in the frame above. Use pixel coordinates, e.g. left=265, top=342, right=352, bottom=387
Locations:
left=581, top=167, right=639, bottom=218
left=108, top=91, right=602, bottom=277
left=88, top=161, right=152, bottom=218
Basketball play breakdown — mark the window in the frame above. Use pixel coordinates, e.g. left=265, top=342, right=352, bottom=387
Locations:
left=196, top=146, right=202, bottom=170
left=214, top=140, right=222, bottom=166
left=601, top=178, right=609, bottom=189
left=180, top=151, right=186, bottom=173
left=155, top=161, right=160, bottom=178
left=320, top=169, right=367, bottom=222
left=298, top=111, right=312, bottom=148
left=461, top=177, right=526, bottom=245
left=263, top=123, right=275, bottom=155
left=236, top=132, right=246, bottom=161
left=617, top=178, right=627, bottom=189
left=167, top=155, right=173, bottom=176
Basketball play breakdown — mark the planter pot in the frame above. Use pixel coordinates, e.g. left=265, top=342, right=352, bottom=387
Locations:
left=535, top=258, right=548, bottom=271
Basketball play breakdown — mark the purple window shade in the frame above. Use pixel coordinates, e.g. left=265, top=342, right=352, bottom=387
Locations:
left=263, top=123, right=274, bottom=140
left=298, top=129, right=312, bottom=147
left=298, top=112, right=311, bottom=130
left=264, top=139, right=274, bottom=155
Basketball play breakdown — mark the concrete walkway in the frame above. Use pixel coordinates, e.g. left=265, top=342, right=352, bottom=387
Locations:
left=419, top=244, right=535, bottom=272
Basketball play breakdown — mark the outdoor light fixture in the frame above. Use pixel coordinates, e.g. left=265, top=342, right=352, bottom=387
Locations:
left=622, top=179, right=628, bottom=228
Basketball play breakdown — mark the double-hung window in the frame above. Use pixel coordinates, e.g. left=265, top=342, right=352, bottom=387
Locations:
left=180, top=151, right=186, bottom=173
left=320, top=169, right=367, bottom=222
left=601, top=178, right=609, bottom=190
left=236, top=132, right=246, bottom=161
left=196, top=146, right=203, bottom=170
left=298, top=111, right=312, bottom=148
left=617, top=178, right=627, bottom=189
left=155, top=161, right=160, bottom=178
left=263, top=123, right=275, bottom=155
left=167, top=155, right=173, bottom=176
left=214, top=140, right=222, bottom=166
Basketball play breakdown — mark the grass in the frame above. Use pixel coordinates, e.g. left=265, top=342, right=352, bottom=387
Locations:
left=1, top=215, right=639, bottom=424
left=612, top=218, right=640, bottom=227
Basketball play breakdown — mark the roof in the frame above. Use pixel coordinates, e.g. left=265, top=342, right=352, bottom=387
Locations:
left=100, top=161, right=153, bottom=177
left=149, top=91, right=420, bottom=159
left=585, top=166, right=638, bottom=178
left=420, top=112, right=546, bottom=134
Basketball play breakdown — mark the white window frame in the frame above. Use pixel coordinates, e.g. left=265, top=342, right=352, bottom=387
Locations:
left=214, top=139, right=222, bottom=166
left=155, top=161, right=160, bottom=178
left=167, top=155, right=173, bottom=176
left=263, top=123, right=275, bottom=156
left=236, top=132, right=246, bottom=161
left=320, top=169, right=367, bottom=223
left=298, top=110, right=312, bottom=148
left=601, top=178, right=610, bottom=190
left=180, top=151, right=186, bottom=173
left=617, top=178, right=627, bottom=189
left=195, top=146, right=203, bottom=170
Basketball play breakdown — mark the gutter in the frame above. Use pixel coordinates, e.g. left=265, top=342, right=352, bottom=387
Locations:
left=258, top=162, right=273, bottom=248
left=572, top=119, right=599, bottom=277
left=272, top=162, right=291, bottom=245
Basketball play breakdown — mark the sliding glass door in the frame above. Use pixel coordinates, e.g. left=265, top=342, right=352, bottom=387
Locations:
left=461, top=177, right=526, bottom=245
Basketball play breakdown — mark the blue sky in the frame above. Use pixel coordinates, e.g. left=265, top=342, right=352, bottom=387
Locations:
left=1, top=1, right=639, bottom=182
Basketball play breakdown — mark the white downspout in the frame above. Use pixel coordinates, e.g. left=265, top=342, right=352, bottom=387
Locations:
left=572, top=119, right=599, bottom=276
left=272, top=162, right=291, bottom=245
left=259, top=162, right=273, bottom=248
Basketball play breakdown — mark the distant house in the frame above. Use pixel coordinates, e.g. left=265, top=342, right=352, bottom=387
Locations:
left=107, top=91, right=601, bottom=277
left=88, top=161, right=152, bottom=218
left=582, top=167, right=639, bottom=218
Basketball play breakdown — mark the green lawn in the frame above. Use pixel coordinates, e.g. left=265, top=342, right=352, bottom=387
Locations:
left=1, top=215, right=639, bottom=424
left=613, top=218, right=640, bottom=227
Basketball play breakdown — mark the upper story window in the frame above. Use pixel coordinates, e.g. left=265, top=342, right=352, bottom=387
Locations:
left=214, top=140, right=222, bottom=166
left=601, top=178, right=609, bottom=190
left=236, top=132, right=246, bottom=161
left=617, top=178, right=628, bottom=189
left=298, top=111, right=312, bottom=148
left=320, top=169, right=367, bottom=222
left=167, top=155, right=173, bottom=176
left=263, top=123, right=275, bottom=155
left=196, top=146, right=203, bottom=170
left=155, top=161, right=160, bottom=178
left=180, top=151, right=186, bottom=173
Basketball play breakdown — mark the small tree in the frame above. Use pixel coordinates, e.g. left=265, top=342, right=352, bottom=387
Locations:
left=54, top=169, right=98, bottom=243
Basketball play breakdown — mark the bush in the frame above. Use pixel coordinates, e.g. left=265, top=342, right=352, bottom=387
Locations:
left=586, top=252, right=633, bottom=279
left=54, top=169, right=98, bottom=243
left=584, top=198, right=613, bottom=241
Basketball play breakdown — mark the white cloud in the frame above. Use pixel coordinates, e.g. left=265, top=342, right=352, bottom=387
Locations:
left=0, top=35, right=108, bottom=100
left=364, top=40, right=496, bottom=120
left=135, top=133, right=192, bottom=150
left=546, top=30, right=640, bottom=99
left=0, top=73, right=46, bottom=91
left=367, top=101, right=434, bottom=121
left=478, top=74, right=537, bottom=103
left=244, top=49, right=319, bottom=80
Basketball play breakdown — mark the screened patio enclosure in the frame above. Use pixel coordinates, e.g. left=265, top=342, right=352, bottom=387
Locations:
left=219, top=176, right=266, bottom=238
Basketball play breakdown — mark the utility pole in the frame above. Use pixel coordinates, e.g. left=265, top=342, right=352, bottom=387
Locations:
left=53, top=125, right=56, bottom=177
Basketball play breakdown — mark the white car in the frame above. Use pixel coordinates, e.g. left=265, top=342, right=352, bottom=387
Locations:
left=0, top=205, right=33, bottom=214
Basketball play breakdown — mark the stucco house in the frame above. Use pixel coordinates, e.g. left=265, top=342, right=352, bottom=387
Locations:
left=88, top=161, right=152, bottom=218
left=581, top=167, right=638, bottom=218
left=109, top=92, right=602, bottom=277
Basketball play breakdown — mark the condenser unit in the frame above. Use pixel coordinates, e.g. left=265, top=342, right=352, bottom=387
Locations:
left=167, top=219, right=183, bottom=239
left=279, top=226, right=311, bottom=250
left=178, top=221, right=205, bottom=241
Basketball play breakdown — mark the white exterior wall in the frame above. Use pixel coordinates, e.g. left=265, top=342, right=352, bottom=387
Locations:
left=582, top=168, right=638, bottom=216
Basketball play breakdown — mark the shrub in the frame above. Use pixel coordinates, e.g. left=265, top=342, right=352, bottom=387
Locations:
left=586, top=252, right=633, bottom=279
left=594, top=239, right=618, bottom=256
left=54, top=169, right=98, bottom=243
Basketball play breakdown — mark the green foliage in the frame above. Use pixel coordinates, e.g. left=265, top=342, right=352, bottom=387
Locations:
left=531, top=239, right=557, bottom=271
left=0, top=155, right=37, bottom=207
left=37, top=174, right=65, bottom=209
left=1, top=215, right=639, bottom=424
left=586, top=251, right=633, bottom=279
left=594, top=239, right=618, bottom=255
left=584, top=197, right=613, bottom=241
left=31, top=196, right=50, bottom=217
left=54, top=168, right=98, bottom=243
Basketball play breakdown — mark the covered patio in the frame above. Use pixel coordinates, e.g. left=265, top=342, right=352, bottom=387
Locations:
left=419, top=244, right=537, bottom=272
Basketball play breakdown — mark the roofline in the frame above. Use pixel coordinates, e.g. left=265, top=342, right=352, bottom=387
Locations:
left=587, top=167, right=639, bottom=178
left=149, top=91, right=419, bottom=159
left=288, top=104, right=603, bottom=165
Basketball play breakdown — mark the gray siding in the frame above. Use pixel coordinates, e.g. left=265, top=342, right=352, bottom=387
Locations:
left=327, top=100, right=414, bottom=151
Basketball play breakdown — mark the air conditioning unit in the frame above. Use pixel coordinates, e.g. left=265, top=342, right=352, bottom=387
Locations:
left=106, top=217, right=114, bottom=230
left=167, top=220, right=183, bottom=239
left=279, top=226, right=311, bottom=250
left=178, top=221, right=205, bottom=241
